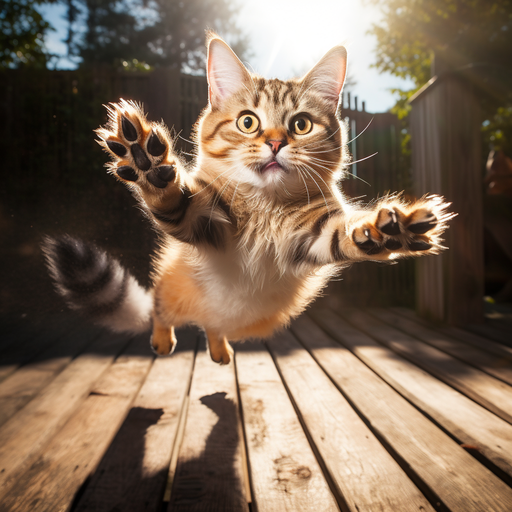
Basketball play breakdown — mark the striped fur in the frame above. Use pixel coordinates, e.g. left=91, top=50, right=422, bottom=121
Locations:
left=43, top=236, right=152, bottom=333
left=46, top=35, right=454, bottom=363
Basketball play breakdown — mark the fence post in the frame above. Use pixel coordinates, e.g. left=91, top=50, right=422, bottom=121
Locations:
left=409, top=73, right=484, bottom=325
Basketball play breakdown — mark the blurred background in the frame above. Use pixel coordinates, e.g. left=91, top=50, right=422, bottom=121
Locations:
left=1, top=0, right=511, bottom=327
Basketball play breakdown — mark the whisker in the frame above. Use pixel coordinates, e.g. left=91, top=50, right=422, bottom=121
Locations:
left=347, top=152, right=378, bottom=166
left=230, top=177, right=243, bottom=209
left=302, top=166, right=329, bottom=212
left=189, top=165, right=240, bottom=197
left=179, top=134, right=195, bottom=145
left=300, top=126, right=341, bottom=149
left=299, top=155, right=338, bottom=165
left=347, top=117, right=373, bottom=144
left=301, top=144, right=347, bottom=154
left=346, top=172, right=371, bottom=186
left=209, top=176, right=235, bottom=224
left=296, top=167, right=311, bottom=205
left=303, top=164, right=333, bottom=196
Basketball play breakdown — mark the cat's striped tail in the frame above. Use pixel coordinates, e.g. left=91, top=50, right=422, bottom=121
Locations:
left=43, top=235, right=153, bottom=333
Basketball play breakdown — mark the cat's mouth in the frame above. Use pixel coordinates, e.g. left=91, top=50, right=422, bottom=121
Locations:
left=259, top=159, right=287, bottom=174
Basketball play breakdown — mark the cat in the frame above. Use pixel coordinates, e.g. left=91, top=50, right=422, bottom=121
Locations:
left=44, top=33, right=454, bottom=364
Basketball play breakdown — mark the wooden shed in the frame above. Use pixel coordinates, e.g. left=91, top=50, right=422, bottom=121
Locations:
left=409, top=69, right=485, bottom=325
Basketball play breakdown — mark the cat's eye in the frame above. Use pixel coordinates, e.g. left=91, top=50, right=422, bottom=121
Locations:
left=236, top=113, right=260, bottom=134
left=293, top=115, right=313, bottom=135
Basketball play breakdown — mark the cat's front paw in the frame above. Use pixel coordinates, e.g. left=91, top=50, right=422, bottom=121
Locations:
left=351, top=195, right=455, bottom=257
left=96, top=99, right=177, bottom=189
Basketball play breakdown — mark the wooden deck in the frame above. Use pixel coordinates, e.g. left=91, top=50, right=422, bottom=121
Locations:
left=1, top=307, right=512, bottom=511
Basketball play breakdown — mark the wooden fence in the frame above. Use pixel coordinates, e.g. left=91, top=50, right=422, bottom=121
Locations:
left=410, top=72, right=484, bottom=324
left=333, top=93, right=414, bottom=306
left=0, top=68, right=412, bottom=311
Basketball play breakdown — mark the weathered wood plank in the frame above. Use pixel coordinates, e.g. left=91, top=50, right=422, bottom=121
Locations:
left=0, top=315, right=80, bottom=383
left=0, top=330, right=132, bottom=499
left=235, top=341, right=339, bottom=512
left=0, top=321, right=35, bottom=355
left=168, top=340, right=249, bottom=512
left=342, top=309, right=512, bottom=425
left=0, top=313, right=73, bottom=356
left=489, top=317, right=512, bottom=334
left=0, top=325, right=101, bottom=427
left=392, top=307, right=512, bottom=361
left=369, top=308, right=512, bottom=386
left=310, top=309, right=512, bottom=480
left=73, top=327, right=197, bottom=512
left=0, top=334, right=154, bottom=512
left=466, top=323, right=512, bottom=348
left=267, top=330, right=435, bottom=512
left=302, top=310, right=512, bottom=511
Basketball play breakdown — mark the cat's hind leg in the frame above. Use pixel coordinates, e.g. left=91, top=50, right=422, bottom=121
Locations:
left=151, top=317, right=178, bottom=356
left=205, top=331, right=233, bottom=365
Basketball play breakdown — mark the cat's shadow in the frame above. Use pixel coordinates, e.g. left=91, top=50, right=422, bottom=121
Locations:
left=169, top=391, right=247, bottom=509
left=70, top=390, right=247, bottom=511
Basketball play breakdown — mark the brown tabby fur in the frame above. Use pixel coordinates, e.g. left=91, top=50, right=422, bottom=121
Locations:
left=56, top=34, right=454, bottom=364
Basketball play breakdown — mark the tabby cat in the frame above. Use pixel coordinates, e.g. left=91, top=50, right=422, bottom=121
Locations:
left=44, top=34, right=453, bottom=364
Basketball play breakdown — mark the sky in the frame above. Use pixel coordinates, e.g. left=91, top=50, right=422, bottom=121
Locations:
left=40, top=0, right=415, bottom=113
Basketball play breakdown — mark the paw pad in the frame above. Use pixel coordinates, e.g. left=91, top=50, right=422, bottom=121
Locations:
left=131, top=143, right=151, bottom=171
left=106, top=140, right=127, bottom=157
left=147, top=132, right=166, bottom=156
left=117, top=166, right=138, bottom=182
left=96, top=100, right=177, bottom=189
left=121, top=116, right=138, bottom=141
left=379, top=209, right=401, bottom=236
left=352, top=196, right=454, bottom=257
left=147, top=166, right=176, bottom=188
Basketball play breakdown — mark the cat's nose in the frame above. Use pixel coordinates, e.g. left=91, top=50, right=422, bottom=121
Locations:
left=266, top=139, right=287, bottom=155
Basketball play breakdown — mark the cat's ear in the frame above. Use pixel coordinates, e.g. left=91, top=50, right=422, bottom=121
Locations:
left=207, top=36, right=252, bottom=109
left=302, top=46, right=347, bottom=109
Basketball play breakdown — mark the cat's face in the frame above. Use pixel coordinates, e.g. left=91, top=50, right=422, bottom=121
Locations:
left=198, top=36, right=348, bottom=201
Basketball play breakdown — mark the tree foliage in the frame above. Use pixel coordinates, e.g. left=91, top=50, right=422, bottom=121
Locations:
left=67, top=0, right=249, bottom=72
left=369, top=0, right=512, bottom=152
left=370, top=0, right=512, bottom=85
left=0, top=0, right=56, bottom=68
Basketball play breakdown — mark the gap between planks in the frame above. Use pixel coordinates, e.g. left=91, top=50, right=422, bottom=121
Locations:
left=368, top=308, right=512, bottom=386
left=266, top=329, right=435, bottom=512
left=310, top=308, right=512, bottom=485
left=235, top=341, right=339, bottom=512
left=340, top=308, right=512, bottom=426
left=73, top=328, right=198, bottom=512
left=302, top=310, right=512, bottom=512
left=168, top=339, right=249, bottom=511
left=0, top=332, right=154, bottom=512
left=0, top=330, right=134, bottom=501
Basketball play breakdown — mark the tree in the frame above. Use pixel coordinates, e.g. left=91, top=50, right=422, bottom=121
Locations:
left=369, top=0, right=512, bottom=152
left=0, top=0, right=56, bottom=68
left=67, top=0, right=249, bottom=72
